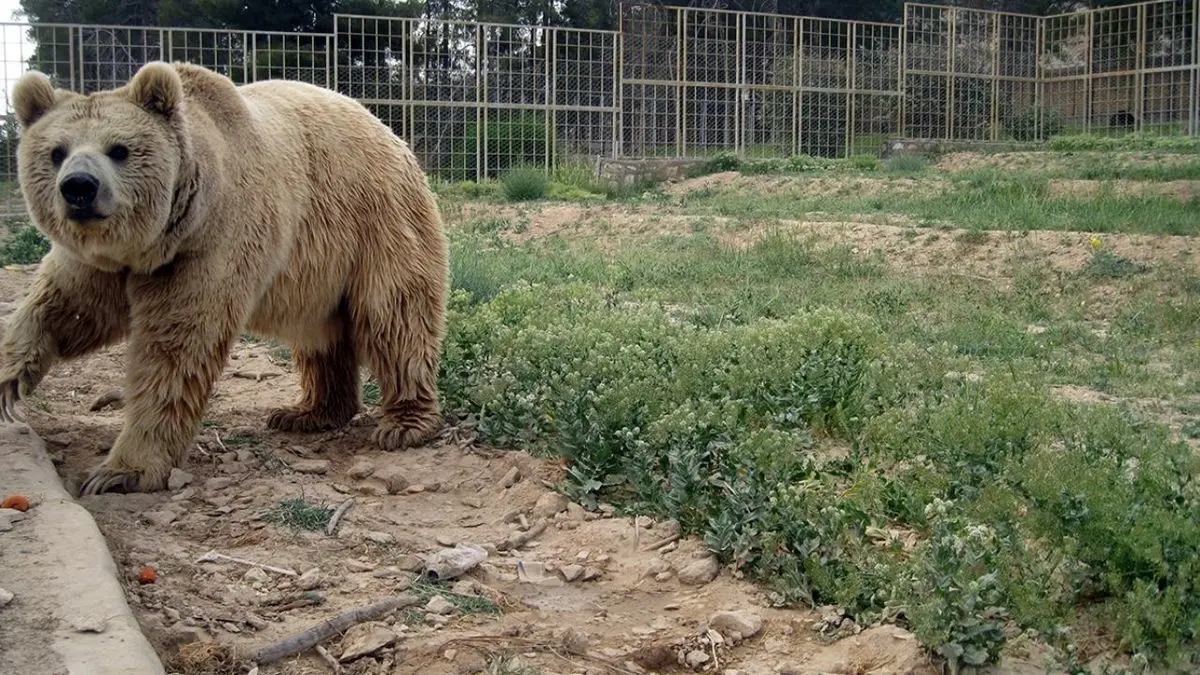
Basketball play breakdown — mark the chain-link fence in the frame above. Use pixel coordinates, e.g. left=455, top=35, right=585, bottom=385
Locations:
left=0, top=0, right=1196, bottom=214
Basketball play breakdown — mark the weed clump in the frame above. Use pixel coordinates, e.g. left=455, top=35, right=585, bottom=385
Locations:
left=503, top=166, right=549, bottom=202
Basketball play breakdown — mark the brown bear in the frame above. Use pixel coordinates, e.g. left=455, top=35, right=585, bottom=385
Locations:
left=0, top=61, right=449, bottom=495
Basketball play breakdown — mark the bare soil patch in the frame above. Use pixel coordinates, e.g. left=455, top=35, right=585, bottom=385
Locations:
left=936, top=150, right=1200, bottom=174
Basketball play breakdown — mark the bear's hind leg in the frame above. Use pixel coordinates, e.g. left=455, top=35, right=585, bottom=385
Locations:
left=354, top=287, right=444, bottom=451
left=266, top=316, right=360, bottom=433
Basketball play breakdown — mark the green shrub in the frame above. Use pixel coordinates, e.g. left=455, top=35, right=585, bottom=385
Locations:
left=0, top=223, right=50, bottom=265
left=502, top=167, right=549, bottom=202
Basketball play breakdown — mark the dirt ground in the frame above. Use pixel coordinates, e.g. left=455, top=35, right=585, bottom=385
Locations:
left=2, top=173, right=1178, bottom=674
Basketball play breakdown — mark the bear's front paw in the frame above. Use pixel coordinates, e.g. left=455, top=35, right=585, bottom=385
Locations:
left=79, top=462, right=169, bottom=496
left=372, top=401, right=442, bottom=451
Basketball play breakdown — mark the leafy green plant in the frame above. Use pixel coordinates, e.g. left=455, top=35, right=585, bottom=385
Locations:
left=503, top=166, right=549, bottom=202
left=0, top=223, right=50, bottom=265
left=885, top=155, right=927, bottom=175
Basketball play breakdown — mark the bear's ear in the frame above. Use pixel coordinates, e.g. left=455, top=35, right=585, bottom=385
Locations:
left=128, top=61, right=183, bottom=118
left=12, top=70, right=57, bottom=129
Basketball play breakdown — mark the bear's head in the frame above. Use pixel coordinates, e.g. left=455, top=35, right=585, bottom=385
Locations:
left=13, top=61, right=191, bottom=273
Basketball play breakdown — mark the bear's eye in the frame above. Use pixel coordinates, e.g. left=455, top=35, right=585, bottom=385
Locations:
left=107, top=145, right=129, bottom=162
left=50, top=146, right=66, bottom=165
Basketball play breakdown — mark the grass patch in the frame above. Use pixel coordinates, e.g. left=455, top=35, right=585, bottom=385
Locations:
left=262, top=498, right=334, bottom=531
left=434, top=219, right=1200, bottom=671
left=885, top=154, right=928, bottom=175
left=408, top=576, right=503, bottom=617
left=1049, top=133, right=1200, bottom=153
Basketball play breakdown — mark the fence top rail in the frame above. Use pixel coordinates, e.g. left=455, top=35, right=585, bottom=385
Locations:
left=0, top=21, right=331, bottom=39
left=1043, top=0, right=1190, bottom=20
left=903, top=2, right=1043, bottom=20
left=332, top=13, right=620, bottom=37
left=618, top=2, right=903, bottom=29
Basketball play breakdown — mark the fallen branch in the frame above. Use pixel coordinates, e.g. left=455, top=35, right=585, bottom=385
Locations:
left=641, top=533, right=680, bottom=552
left=232, top=370, right=282, bottom=382
left=195, top=550, right=298, bottom=577
left=245, top=593, right=420, bottom=665
left=325, top=498, right=356, bottom=536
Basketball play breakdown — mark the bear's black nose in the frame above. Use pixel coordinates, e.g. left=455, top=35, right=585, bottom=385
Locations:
left=60, top=172, right=100, bottom=209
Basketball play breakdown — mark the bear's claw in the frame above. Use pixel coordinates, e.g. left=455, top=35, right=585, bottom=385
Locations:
left=79, top=467, right=142, bottom=496
left=0, top=378, right=28, bottom=424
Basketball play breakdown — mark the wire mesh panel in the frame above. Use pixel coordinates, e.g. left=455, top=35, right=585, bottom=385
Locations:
left=250, top=33, right=330, bottom=86
left=620, top=4, right=680, bottom=157
left=77, top=27, right=165, bottom=92
left=852, top=23, right=902, bottom=154
left=335, top=15, right=409, bottom=103
left=1042, top=11, right=1090, bottom=133
left=165, top=29, right=249, bottom=84
left=743, top=14, right=796, bottom=157
left=903, top=4, right=950, bottom=139
left=553, top=29, right=618, bottom=163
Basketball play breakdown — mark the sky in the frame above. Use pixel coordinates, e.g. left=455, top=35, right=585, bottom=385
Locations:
left=0, top=0, right=37, bottom=114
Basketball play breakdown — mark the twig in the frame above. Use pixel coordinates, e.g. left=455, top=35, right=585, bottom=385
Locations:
left=641, top=533, right=680, bottom=552
left=314, top=645, right=343, bottom=673
left=232, top=370, right=282, bottom=382
left=325, top=498, right=356, bottom=536
left=196, top=550, right=298, bottom=577
left=212, top=431, right=228, bottom=453
left=244, top=593, right=420, bottom=665
left=496, top=520, right=547, bottom=551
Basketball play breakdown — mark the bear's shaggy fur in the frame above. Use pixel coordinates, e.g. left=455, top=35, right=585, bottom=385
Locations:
left=0, top=61, right=449, bottom=494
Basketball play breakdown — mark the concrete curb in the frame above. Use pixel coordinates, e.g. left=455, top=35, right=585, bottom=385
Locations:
left=0, top=423, right=165, bottom=675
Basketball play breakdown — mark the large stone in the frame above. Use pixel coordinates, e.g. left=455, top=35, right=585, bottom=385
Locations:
left=531, top=491, right=571, bottom=519
left=677, top=555, right=720, bottom=585
left=338, top=622, right=398, bottom=662
left=710, top=610, right=763, bottom=641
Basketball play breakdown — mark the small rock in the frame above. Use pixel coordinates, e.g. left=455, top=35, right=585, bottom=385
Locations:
left=347, top=459, right=376, bottom=480
left=710, top=610, right=763, bottom=640
left=575, top=550, right=590, bottom=561
left=581, top=566, right=602, bottom=582
left=338, top=621, right=398, bottom=662
left=375, top=467, right=408, bottom=494
left=643, top=558, right=672, bottom=578
left=205, top=477, right=235, bottom=491
left=435, top=534, right=457, bottom=547
left=291, top=459, right=330, bottom=475
left=561, top=628, right=589, bottom=655
left=0, top=588, right=13, bottom=607
left=347, top=560, right=377, bottom=572
left=566, top=502, right=588, bottom=521
left=560, top=564, right=585, bottom=582
left=405, top=484, right=426, bottom=494
left=364, top=531, right=395, bottom=545
left=235, top=449, right=256, bottom=463
left=531, top=491, right=570, bottom=519
left=425, top=595, right=456, bottom=615
left=499, top=466, right=521, bottom=488
left=395, top=554, right=424, bottom=572
left=167, top=468, right=194, bottom=491
left=598, top=503, right=616, bottom=517
left=297, top=568, right=323, bottom=590
left=677, top=555, right=720, bottom=585
left=171, top=487, right=197, bottom=502
left=653, top=571, right=673, bottom=582
left=685, top=649, right=710, bottom=668
left=146, top=508, right=183, bottom=527
left=354, top=479, right=389, bottom=497
left=461, top=495, right=484, bottom=509
left=243, top=567, right=270, bottom=584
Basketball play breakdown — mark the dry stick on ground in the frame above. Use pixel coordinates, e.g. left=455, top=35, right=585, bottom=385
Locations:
left=195, top=550, right=297, bottom=577
left=314, top=645, right=343, bottom=673
left=325, top=497, right=357, bottom=536
left=245, top=593, right=420, bottom=665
